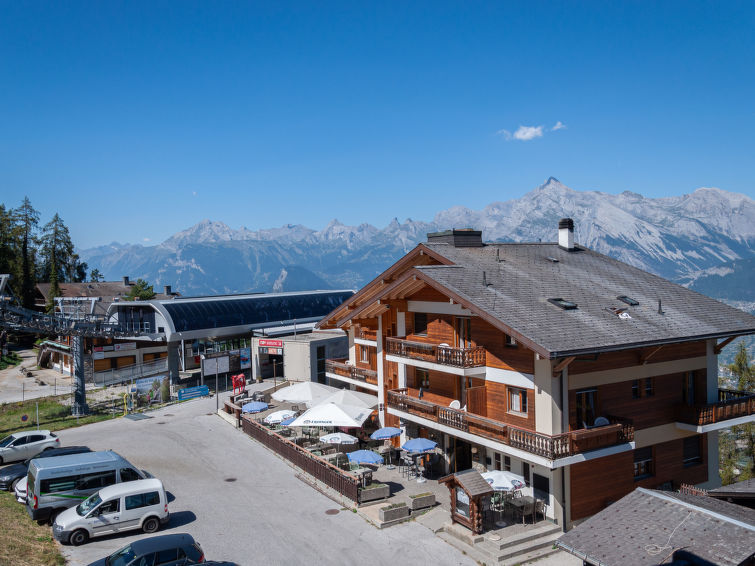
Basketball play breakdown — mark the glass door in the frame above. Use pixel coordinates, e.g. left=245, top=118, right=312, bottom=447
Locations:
left=455, top=317, right=471, bottom=349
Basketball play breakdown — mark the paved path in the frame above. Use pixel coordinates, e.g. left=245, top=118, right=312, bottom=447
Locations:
left=52, top=394, right=477, bottom=566
left=0, top=348, right=75, bottom=404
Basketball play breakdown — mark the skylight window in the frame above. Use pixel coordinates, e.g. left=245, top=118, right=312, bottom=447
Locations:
left=617, top=295, right=639, bottom=306
left=548, top=298, right=578, bottom=310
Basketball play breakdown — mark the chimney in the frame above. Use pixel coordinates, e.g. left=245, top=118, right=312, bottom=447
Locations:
left=426, top=228, right=483, bottom=247
left=164, top=285, right=172, bottom=296
left=558, top=218, right=575, bottom=251
left=122, top=276, right=130, bottom=286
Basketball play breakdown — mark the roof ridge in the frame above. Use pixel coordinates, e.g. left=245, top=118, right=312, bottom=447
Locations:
left=639, top=488, right=755, bottom=531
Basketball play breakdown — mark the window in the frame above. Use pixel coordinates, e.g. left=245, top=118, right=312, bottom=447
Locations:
left=633, top=447, right=653, bottom=480
left=125, top=491, right=161, bottom=510
left=683, top=371, right=696, bottom=406
left=632, top=378, right=653, bottom=399
left=316, top=346, right=326, bottom=384
left=575, top=389, right=597, bottom=428
left=504, top=334, right=517, bottom=347
left=508, top=388, right=528, bottom=415
left=644, top=378, right=654, bottom=397
left=617, top=295, right=639, bottom=306
left=416, top=368, right=429, bottom=389
left=359, top=345, right=369, bottom=363
left=548, top=298, right=578, bottom=310
left=632, top=380, right=640, bottom=399
left=522, top=462, right=531, bottom=487
left=155, top=549, right=179, bottom=565
left=414, top=313, right=428, bottom=336
left=494, top=453, right=502, bottom=471
left=683, top=436, right=702, bottom=467
left=98, top=499, right=120, bottom=514
left=120, top=468, right=142, bottom=482
left=504, top=456, right=511, bottom=472
left=76, top=471, right=117, bottom=491
left=455, top=317, right=471, bottom=348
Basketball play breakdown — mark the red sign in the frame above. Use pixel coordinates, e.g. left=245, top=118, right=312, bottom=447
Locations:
left=259, top=339, right=283, bottom=347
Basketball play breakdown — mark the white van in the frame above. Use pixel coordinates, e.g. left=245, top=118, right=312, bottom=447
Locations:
left=53, top=478, right=169, bottom=546
left=26, top=450, right=151, bottom=523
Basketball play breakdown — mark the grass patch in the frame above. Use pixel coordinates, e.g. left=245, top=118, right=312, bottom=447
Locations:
left=0, top=351, right=22, bottom=370
left=0, top=490, right=65, bottom=566
left=0, top=395, right=119, bottom=436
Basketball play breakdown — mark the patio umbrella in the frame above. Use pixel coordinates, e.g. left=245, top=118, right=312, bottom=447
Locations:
left=481, top=470, right=526, bottom=491
left=264, top=410, right=296, bottom=425
left=280, top=416, right=297, bottom=426
left=370, top=427, right=402, bottom=440
left=287, top=402, right=374, bottom=428
left=307, top=389, right=379, bottom=409
left=241, top=401, right=269, bottom=413
left=402, top=437, right=437, bottom=453
left=347, top=450, right=383, bottom=465
left=270, top=382, right=338, bottom=404
left=319, top=432, right=359, bottom=445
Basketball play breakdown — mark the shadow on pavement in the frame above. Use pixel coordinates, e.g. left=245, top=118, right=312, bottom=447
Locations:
left=167, top=510, right=197, bottom=528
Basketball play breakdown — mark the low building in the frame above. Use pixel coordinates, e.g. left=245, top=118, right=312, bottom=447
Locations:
left=316, top=221, right=755, bottom=529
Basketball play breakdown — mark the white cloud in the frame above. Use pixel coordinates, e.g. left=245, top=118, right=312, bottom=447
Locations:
left=497, top=125, right=544, bottom=141
left=192, top=191, right=198, bottom=197
left=552, top=121, right=566, bottom=131
left=143, top=237, right=151, bottom=242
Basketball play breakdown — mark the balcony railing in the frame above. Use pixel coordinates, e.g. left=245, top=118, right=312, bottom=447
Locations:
left=676, top=388, right=755, bottom=426
left=325, top=359, right=378, bottom=385
left=385, top=337, right=486, bottom=368
left=387, top=388, right=634, bottom=461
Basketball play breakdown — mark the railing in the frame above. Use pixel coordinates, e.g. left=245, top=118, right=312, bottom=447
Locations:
left=325, top=359, right=378, bottom=385
left=241, top=416, right=360, bottom=503
left=387, top=388, right=634, bottom=460
left=385, top=337, right=485, bottom=368
left=91, top=357, right=169, bottom=386
left=676, top=389, right=755, bottom=426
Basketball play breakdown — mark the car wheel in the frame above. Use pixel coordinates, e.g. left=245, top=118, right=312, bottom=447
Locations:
left=0, top=456, right=4, bottom=465
left=70, top=529, right=88, bottom=546
left=10, top=478, right=20, bottom=491
left=48, top=509, right=61, bottom=526
left=142, top=516, right=160, bottom=534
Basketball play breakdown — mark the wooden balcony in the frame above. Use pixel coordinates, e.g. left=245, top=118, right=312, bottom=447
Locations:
left=387, top=388, right=634, bottom=461
left=357, top=328, right=377, bottom=341
left=385, top=337, right=486, bottom=368
left=325, top=359, right=378, bottom=386
left=676, top=389, right=755, bottom=427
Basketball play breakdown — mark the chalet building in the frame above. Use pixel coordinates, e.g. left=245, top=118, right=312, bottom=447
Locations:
left=316, top=221, right=755, bottom=529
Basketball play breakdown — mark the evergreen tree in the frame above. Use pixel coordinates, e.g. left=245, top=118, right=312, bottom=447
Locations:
left=125, top=278, right=155, bottom=301
left=0, top=204, right=15, bottom=275
left=89, top=268, right=103, bottom=282
left=728, top=342, right=754, bottom=479
left=12, top=197, right=39, bottom=309
left=45, top=259, right=61, bottom=313
left=39, top=213, right=75, bottom=284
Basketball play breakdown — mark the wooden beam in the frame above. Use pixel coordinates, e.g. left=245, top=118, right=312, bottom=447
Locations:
left=553, top=356, right=576, bottom=374
left=640, top=345, right=664, bottom=365
left=714, top=336, right=736, bottom=355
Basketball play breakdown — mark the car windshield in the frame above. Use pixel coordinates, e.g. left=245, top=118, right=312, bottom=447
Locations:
left=76, top=493, right=102, bottom=516
left=106, top=545, right=136, bottom=566
left=0, top=435, right=15, bottom=448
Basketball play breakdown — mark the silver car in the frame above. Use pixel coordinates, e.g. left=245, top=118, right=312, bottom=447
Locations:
left=0, top=430, right=59, bottom=465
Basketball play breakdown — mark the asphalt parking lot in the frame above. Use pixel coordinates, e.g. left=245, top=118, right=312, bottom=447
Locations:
left=35, top=394, right=476, bottom=566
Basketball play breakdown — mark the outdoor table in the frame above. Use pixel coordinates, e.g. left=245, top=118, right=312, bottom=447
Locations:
left=353, top=467, right=373, bottom=486
left=510, top=495, right=536, bottom=524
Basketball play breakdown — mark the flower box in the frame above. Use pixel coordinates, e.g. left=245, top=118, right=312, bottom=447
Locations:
left=379, top=502, right=409, bottom=522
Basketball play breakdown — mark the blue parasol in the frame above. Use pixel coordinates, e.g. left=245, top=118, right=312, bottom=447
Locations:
left=280, top=416, right=297, bottom=426
left=370, top=427, right=402, bottom=440
left=346, top=450, right=384, bottom=465
left=402, top=437, right=437, bottom=453
left=241, top=401, right=269, bottom=413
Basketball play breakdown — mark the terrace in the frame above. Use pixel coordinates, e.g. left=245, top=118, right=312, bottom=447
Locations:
left=385, top=337, right=486, bottom=369
left=387, top=388, right=634, bottom=464
left=325, top=359, right=379, bottom=390
left=676, top=388, right=755, bottom=432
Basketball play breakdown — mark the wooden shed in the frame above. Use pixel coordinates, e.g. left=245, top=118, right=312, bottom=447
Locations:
left=439, top=468, right=493, bottom=534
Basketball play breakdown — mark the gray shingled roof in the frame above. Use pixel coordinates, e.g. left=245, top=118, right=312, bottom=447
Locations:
left=709, top=478, right=755, bottom=497
left=557, top=488, right=755, bottom=566
left=420, top=242, right=755, bottom=358
left=454, top=469, right=494, bottom=498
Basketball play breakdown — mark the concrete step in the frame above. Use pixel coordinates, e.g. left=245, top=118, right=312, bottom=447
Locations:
left=485, top=522, right=562, bottom=551
left=436, top=530, right=494, bottom=565
left=500, top=543, right=562, bottom=566
left=479, top=531, right=561, bottom=562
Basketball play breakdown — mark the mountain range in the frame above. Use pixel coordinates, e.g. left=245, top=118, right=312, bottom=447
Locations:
left=80, top=178, right=755, bottom=302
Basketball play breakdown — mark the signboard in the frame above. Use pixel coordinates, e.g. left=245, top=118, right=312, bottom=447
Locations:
left=114, top=342, right=136, bottom=352
left=259, top=347, right=283, bottom=355
left=93, top=351, right=105, bottom=360
left=133, top=375, right=169, bottom=406
left=202, top=356, right=230, bottom=375
left=93, top=345, right=114, bottom=352
left=239, top=347, right=251, bottom=370
left=178, top=385, right=210, bottom=401
left=259, top=339, right=283, bottom=347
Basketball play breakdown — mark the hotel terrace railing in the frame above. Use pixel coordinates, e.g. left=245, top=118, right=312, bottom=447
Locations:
left=325, top=359, right=378, bottom=385
left=387, top=388, right=634, bottom=461
left=676, top=388, right=755, bottom=427
left=385, top=337, right=486, bottom=368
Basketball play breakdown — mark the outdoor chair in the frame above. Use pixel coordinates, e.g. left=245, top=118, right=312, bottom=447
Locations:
left=535, top=499, right=546, bottom=521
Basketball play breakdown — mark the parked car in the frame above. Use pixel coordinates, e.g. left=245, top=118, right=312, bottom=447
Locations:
left=90, top=533, right=205, bottom=566
left=0, top=430, right=59, bottom=465
left=26, top=450, right=152, bottom=523
left=0, top=446, right=90, bottom=491
left=53, top=478, right=169, bottom=545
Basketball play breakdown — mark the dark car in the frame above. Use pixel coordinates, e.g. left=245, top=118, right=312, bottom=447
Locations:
left=89, top=533, right=204, bottom=566
left=0, top=445, right=91, bottom=491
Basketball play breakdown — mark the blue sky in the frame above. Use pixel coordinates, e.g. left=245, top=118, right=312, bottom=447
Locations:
left=2, top=1, right=754, bottom=248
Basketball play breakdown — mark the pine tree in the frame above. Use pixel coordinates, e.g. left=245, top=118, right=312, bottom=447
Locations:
left=726, top=342, right=754, bottom=480
left=39, top=213, right=75, bottom=284
left=0, top=204, right=15, bottom=275
left=89, top=268, right=103, bottom=282
left=125, top=279, right=155, bottom=301
left=45, top=259, right=61, bottom=313
left=12, top=197, right=39, bottom=309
